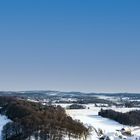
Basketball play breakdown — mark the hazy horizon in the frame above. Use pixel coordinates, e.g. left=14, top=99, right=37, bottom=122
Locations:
left=0, top=89, right=140, bottom=95
left=0, top=0, right=140, bottom=93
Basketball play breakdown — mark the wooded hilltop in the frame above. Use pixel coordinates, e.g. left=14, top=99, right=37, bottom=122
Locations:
left=0, top=96, right=89, bottom=140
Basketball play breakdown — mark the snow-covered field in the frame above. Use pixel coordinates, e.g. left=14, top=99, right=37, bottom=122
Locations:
left=0, top=115, right=11, bottom=140
left=64, top=104, right=140, bottom=140
left=66, top=109, right=126, bottom=140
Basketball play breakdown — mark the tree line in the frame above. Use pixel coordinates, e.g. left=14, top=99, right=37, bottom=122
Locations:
left=99, top=109, right=140, bottom=126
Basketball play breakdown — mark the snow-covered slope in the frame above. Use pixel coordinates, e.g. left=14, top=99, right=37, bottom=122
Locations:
left=0, top=115, right=11, bottom=140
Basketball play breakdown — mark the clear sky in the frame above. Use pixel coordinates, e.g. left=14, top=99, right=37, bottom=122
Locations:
left=0, top=0, right=140, bottom=92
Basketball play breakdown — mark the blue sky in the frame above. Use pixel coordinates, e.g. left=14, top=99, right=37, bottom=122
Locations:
left=0, top=0, right=140, bottom=92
